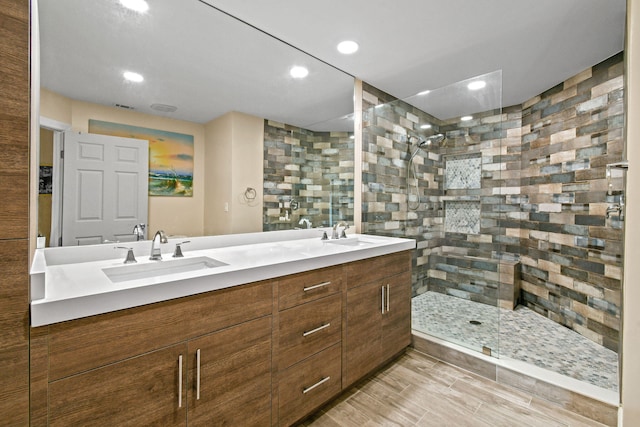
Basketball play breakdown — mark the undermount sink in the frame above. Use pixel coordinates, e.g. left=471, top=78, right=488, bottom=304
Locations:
left=102, top=256, right=227, bottom=283
left=325, top=237, right=377, bottom=247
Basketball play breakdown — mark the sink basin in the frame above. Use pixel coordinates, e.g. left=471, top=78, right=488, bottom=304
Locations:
left=325, top=237, right=377, bottom=247
left=102, top=256, right=227, bottom=283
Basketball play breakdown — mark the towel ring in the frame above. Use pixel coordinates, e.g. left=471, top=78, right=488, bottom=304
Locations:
left=244, top=187, right=256, bottom=201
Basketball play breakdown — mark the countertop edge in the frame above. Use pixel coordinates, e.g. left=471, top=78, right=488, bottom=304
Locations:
left=31, top=237, right=415, bottom=327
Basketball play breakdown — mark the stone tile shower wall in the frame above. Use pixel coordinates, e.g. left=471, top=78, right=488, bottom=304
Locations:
left=361, top=52, right=623, bottom=351
left=361, top=83, right=521, bottom=305
left=361, top=83, right=443, bottom=297
left=263, top=120, right=354, bottom=231
left=518, top=53, right=624, bottom=351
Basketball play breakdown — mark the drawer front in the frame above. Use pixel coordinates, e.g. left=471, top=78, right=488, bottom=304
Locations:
left=277, top=294, right=342, bottom=370
left=278, top=343, right=342, bottom=427
left=278, top=265, right=343, bottom=311
left=345, top=251, right=411, bottom=289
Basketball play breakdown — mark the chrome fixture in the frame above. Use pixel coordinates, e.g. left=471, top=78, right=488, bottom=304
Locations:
left=606, top=161, right=629, bottom=195
left=321, top=230, right=329, bottom=240
left=606, top=194, right=625, bottom=220
left=407, top=134, right=446, bottom=211
left=132, top=223, right=146, bottom=241
left=115, top=246, right=137, bottom=264
left=149, top=230, right=168, bottom=260
left=299, top=218, right=312, bottom=229
left=172, top=240, right=190, bottom=258
left=332, top=221, right=349, bottom=239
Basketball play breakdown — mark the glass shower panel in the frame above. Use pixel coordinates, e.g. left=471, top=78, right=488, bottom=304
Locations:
left=361, top=70, right=504, bottom=357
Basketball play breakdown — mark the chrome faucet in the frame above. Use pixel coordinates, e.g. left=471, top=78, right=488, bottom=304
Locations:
left=332, top=222, right=349, bottom=239
left=132, top=223, right=146, bottom=241
left=149, top=230, right=168, bottom=260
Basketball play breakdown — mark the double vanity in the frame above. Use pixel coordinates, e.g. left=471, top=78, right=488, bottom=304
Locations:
left=30, top=229, right=415, bottom=426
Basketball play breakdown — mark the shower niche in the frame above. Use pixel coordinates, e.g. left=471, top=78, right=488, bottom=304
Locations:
left=444, top=153, right=481, bottom=235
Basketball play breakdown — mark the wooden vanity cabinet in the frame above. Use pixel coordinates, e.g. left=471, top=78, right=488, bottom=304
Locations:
left=344, top=251, right=412, bottom=387
left=33, top=250, right=413, bottom=426
left=39, top=280, right=273, bottom=427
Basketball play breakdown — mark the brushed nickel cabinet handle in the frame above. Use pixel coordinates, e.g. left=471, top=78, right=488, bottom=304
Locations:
left=302, top=323, right=331, bottom=337
left=178, top=354, right=183, bottom=408
left=386, top=284, right=390, bottom=312
left=302, top=376, right=331, bottom=394
left=381, top=286, right=385, bottom=314
left=196, top=348, right=201, bottom=400
left=303, top=281, right=331, bottom=292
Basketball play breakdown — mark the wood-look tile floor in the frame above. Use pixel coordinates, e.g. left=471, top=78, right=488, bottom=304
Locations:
left=301, top=349, right=607, bottom=427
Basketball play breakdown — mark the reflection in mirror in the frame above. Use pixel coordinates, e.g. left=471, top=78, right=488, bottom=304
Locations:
left=263, top=120, right=354, bottom=231
left=37, top=0, right=354, bottom=245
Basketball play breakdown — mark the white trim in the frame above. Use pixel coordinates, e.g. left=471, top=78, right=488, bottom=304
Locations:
left=40, top=116, right=71, bottom=131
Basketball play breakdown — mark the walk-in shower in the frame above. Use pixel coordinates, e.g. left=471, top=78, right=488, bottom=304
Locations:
left=361, top=57, right=624, bottom=401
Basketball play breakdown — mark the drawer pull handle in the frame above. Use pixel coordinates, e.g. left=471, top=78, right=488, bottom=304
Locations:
left=303, top=281, right=331, bottom=292
left=196, top=348, right=201, bottom=400
left=303, top=376, right=331, bottom=394
left=386, top=284, right=390, bottom=312
left=303, top=323, right=331, bottom=337
left=178, top=354, right=183, bottom=408
left=381, top=286, right=385, bottom=314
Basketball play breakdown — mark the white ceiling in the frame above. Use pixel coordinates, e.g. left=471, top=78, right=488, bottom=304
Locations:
left=39, top=0, right=625, bottom=130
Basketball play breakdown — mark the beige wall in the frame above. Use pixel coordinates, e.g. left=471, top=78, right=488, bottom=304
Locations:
left=40, top=89, right=205, bottom=238
left=623, top=1, right=639, bottom=424
left=204, top=111, right=263, bottom=235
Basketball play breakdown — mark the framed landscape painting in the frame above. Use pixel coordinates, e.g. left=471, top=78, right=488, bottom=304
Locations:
left=89, top=119, right=194, bottom=196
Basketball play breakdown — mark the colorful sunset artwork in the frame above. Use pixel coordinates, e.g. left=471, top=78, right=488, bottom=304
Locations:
left=88, top=119, right=194, bottom=197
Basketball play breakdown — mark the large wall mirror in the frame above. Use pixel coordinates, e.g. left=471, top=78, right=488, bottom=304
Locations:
left=36, top=0, right=355, bottom=246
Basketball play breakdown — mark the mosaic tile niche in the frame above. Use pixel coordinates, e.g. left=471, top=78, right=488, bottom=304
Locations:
left=263, top=120, right=354, bottom=231
left=444, top=200, right=481, bottom=234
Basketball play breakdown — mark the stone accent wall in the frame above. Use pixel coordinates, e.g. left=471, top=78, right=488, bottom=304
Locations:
left=360, top=52, right=624, bottom=351
left=518, top=53, right=624, bottom=351
left=263, top=120, right=354, bottom=231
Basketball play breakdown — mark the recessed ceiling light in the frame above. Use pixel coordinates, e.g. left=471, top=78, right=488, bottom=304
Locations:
left=123, top=71, right=144, bottom=82
left=290, top=66, right=309, bottom=79
left=417, top=90, right=431, bottom=96
left=420, top=124, right=432, bottom=129
left=337, top=40, right=359, bottom=55
left=461, top=115, right=473, bottom=121
left=467, top=80, right=486, bottom=90
left=120, top=0, right=149, bottom=13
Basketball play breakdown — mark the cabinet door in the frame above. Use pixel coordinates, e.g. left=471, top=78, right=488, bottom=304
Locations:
left=49, top=344, right=187, bottom=427
left=345, top=280, right=383, bottom=387
left=187, top=316, right=272, bottom=426
left=382, top=271, right=412, bottom=362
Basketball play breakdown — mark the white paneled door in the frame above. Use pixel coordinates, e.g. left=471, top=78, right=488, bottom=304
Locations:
left=62, top=131, right=148, bottom=246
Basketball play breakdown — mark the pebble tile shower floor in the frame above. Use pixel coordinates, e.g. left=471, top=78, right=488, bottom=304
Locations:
left=412, top=291, right=619, bottom=392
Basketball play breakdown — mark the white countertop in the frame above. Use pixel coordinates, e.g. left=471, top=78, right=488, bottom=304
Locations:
left=30, top=230, right=415, bottom=326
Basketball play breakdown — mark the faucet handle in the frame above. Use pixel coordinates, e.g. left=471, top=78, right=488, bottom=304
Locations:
left=173, top=240, right=191, bottom=258
left=321, top=231, right=328, bottom=241
left=115, top=246, right=137, bottom=264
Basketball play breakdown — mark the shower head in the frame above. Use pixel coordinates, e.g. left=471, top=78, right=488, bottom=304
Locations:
left=419, top=133, right=445, bottom=147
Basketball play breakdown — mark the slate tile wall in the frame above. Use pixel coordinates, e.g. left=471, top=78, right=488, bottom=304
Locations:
left=518, top=52, right=624, bottom=351
left=263, top=120, right=354, bottom=231
left=360, top=52, right=624, bottom=351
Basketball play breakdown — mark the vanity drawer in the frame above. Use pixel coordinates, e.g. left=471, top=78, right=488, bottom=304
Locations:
left=278, top=343, right=341, bottom=427
left=277, top=265, right=343, bottom=311
left=345, top=251, right=411, bottom=289
left=277, top=294, right=341, bottom=370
